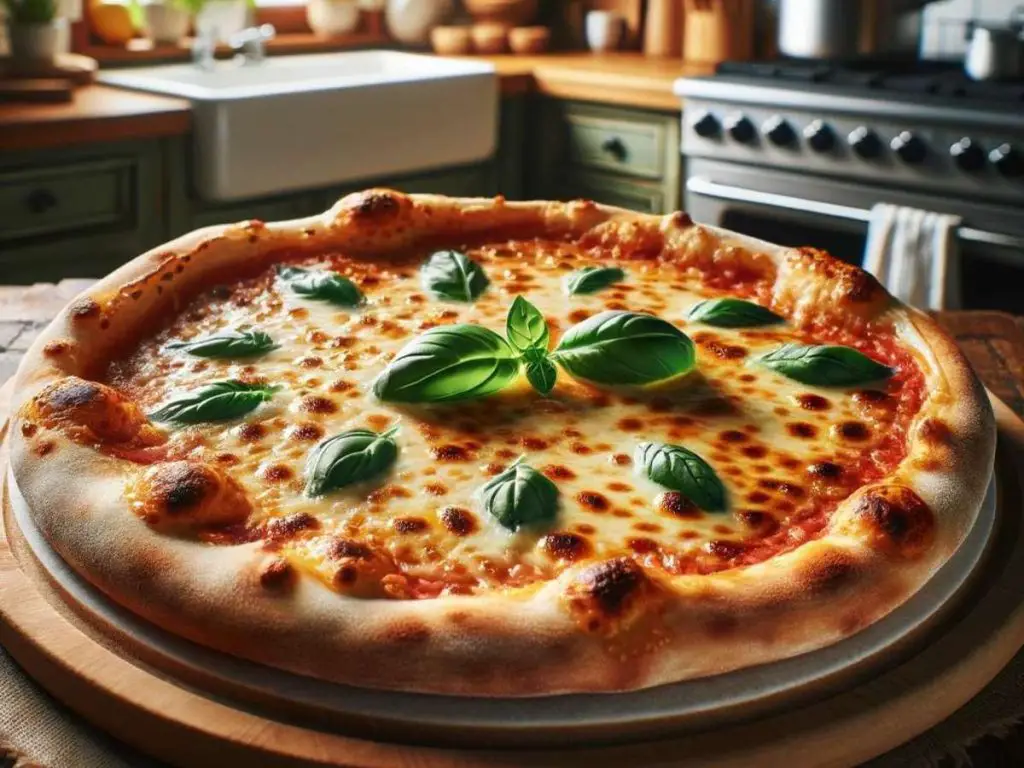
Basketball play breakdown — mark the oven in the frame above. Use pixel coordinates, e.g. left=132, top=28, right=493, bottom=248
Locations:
left=684, top=158, right=1024, bottom=313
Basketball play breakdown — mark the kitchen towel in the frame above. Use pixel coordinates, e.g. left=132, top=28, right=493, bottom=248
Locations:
left=863, top=203, right=963, bottom=311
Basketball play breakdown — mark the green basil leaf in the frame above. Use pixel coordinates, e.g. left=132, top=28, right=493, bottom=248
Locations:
left=305, top=426, right=399, bottom=496
left=278, top=266, right=364, bottom=307
left=149, top=380, right=279, bottom=424
left=687, top=298, right=783, bottom=328
left=523, top=351, right=557, bottom=396
left=166, top=329, right=277, bottom=358
left=505, top=296, right=549, bottom=354
left=635, top=442, right=726, bottom=512
left=758, top=343, right=893, bottom=387
left=552, top=311, right=695, bottom=386
left=564, top=266, right=625, bottom=296
left=481, top=457, right=559, bottom=531
left=421, top=250, right=489, bottom=302
left=373, top=324, right=519, bottom=403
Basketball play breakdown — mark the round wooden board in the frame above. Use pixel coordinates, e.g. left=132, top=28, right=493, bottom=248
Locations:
left=1, top=386, right=1023, bottom=768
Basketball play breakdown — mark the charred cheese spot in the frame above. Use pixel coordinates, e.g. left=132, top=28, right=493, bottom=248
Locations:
left=133, top=461, right=252, bottom=531
left=288, top=423, right=324, bottom=442
left=265, top=511, right=319, bottom=540
left=235, top=422, right=266, bottom=442
left=839, top=486, right=935, bottom=559
left=29, top=377, right=152, bottom=444
left=325, top=537, right=395, bottom=595
left=544, top=464, right=576, bottom=481
left=393, top=516, right=429, bottom=534
left=577, top=491, right=610, bottom=512
left=834, top=421, right=870, bottom=441
left=439, top=507, right=477, bottom=536
left=658, top=491, right=700, bottom=519
left=432, top=444, right=472, bottom=461
left=297, top=395, right=337, bottom=414
left=542, top=532, right=592, bottom=562
left=795, top=394, right=831, bottom=411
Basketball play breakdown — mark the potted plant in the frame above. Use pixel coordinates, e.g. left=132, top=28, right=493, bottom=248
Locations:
left=141, top=0, right=195, bottom=45
left=3, top=0, right=60, bottom=64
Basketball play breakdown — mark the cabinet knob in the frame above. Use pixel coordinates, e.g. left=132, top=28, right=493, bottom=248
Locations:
left=601, top=137, right=628, bottom=162
left=25, top=188, right=57, bottom=215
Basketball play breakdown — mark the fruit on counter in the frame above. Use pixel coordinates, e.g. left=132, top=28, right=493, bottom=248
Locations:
left=90, top=2, right=136, bottom=45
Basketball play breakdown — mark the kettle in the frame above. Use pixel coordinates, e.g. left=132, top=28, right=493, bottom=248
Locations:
left=964, top=7, right=1024, bottom=81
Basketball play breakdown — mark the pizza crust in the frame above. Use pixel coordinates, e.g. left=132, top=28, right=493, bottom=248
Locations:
left=8, top=191, right=996, bottom=696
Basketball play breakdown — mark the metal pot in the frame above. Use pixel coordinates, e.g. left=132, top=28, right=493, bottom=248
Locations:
left=777, top=0, right=936, bottom=59
left=964, top=9, right=1024, bottom=82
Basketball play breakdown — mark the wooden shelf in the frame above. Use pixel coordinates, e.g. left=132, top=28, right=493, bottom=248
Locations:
left=80, top=31, right=391, bottom=66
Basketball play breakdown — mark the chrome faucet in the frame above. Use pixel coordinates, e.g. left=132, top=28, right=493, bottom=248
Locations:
left=191, top=24, right=276, bottom=70
left=229, top=24, right=276, bottom=64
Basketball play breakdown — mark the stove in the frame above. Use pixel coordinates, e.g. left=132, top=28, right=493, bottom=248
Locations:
left=673, top=60, right=1024, bottom=313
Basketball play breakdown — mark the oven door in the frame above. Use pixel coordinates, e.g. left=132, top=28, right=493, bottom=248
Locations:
left=684, top=159, right=1024, bottom=313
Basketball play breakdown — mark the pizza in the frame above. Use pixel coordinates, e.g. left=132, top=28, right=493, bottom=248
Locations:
left=8, top=191, right=995, bottom=696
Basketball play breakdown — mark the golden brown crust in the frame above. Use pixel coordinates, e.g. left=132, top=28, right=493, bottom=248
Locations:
left=7, top=190, right=996, bottom=696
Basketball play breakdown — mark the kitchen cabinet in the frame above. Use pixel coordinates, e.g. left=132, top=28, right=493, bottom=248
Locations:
left=527, top=99, right=682, bottom=213
left=0, top=140, right=164, bottom=284
left=0, top=98, right=524, bottom=284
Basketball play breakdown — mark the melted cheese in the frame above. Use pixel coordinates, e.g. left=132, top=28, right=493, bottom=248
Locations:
left=109, top=241, right=913, bottom=596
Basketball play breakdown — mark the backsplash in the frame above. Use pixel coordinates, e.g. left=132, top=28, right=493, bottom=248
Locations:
left=921, top=0, right=1023, bottom=58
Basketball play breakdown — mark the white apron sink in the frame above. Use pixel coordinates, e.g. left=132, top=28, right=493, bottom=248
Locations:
left=97, top=51, right=497, bottom=202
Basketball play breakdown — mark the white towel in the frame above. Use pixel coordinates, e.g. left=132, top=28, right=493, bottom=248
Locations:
left=863, top=203, right=962, bottom=310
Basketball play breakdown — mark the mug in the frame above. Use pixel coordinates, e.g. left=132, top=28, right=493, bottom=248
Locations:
left=585, top=10, right=625, bottom=52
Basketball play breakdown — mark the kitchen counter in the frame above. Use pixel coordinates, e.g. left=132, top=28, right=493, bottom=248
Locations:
left=0, top=53, right=703, bottom=152
left=0, top=85, right=191, bottom=152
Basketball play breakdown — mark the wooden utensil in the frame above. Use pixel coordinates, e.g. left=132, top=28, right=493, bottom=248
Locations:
left=682, top=0, right=753, bottom=64
left=643, top=0, right=682, bottom=57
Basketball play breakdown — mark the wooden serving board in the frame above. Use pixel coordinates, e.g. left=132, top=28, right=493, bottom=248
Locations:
left=0, top=53, right=98, bottom=84
left=1, top=384, right=1023, bottom=767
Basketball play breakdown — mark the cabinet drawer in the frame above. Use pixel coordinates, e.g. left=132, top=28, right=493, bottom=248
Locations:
left=565, top=111, right=670, bottom=181
left=0, top=158, right=136, bottom=243
left=560, top=172, right=667, bottom=215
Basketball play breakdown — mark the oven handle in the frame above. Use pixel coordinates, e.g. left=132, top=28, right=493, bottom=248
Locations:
left=685, top=176, right=1024, bottom=251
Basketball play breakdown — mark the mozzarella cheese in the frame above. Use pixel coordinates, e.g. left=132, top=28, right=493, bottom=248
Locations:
left=109, top=240, right=911, bottom=596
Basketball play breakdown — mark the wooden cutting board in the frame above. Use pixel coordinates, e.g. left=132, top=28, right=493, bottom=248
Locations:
left=0, top=53, right=98, bottom=102
left=0, top=381, right=1023, bottom=766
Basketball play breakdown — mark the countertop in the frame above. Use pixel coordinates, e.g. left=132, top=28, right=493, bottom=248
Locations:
left=0, top=53, right=706, bottom=153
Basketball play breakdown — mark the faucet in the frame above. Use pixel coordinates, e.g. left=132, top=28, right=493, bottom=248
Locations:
left=191, top=24, right=276, bottom=70
left=229, top=24, right=276, bottom=65
left=191, top=26, right=219, bottom=71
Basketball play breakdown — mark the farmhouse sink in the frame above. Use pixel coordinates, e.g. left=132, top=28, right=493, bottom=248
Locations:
left=97, top=51, right=497, bottom=202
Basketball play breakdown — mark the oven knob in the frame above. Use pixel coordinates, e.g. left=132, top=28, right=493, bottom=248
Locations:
left=762, top=115, right=796, bottom=147
left=691, top=110, right=721, bottom=138
left=848, top=126, right=883, bottom=159
left=989, top=143, right=1024, bottom=178
left=950, top=138, right=986, bottom=172
left=724, top=113, right=757, bottom=144
left=891, top=131, right=928, bottom=164
left=803, top=120, right=835, bottom=152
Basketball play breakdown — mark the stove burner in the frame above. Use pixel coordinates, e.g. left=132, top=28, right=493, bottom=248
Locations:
left=715, top=59, right=1024, bottom=104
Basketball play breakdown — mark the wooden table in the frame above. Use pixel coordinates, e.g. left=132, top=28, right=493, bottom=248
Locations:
left=0, top=280, right=1023, bottom=768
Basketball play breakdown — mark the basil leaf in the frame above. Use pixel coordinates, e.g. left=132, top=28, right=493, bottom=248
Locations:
left=373, top=324, right=519, bottom=403
left=564, top=266, right=625, bottom=296
left=506, top=296, right=549, bottom=354
left=523, top=351, right=557, bottom=396
left=687, top=298, right=783, bottom=328
left=305, top=426, right=399, bottom=496
left=166, top=329, right=277, bottom=358
left=553, top=311, right=695, bottom=386
left=758, top=343, right=893, bottom=387
left=278, top=266, right=364, bottom=307
left=481, top=457, right=559, bottom=531
left=149, top=380, right=279, bottom=424
left=635, top=442, right=726, bottom=512
left=421, top=250, right=489, bottom=302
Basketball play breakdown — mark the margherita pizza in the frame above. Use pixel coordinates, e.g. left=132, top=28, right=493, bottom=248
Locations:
left=9, top=191, right=995, bottom=696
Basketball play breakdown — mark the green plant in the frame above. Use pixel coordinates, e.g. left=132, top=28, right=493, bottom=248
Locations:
left=2, top=0, right=58, bottom=25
